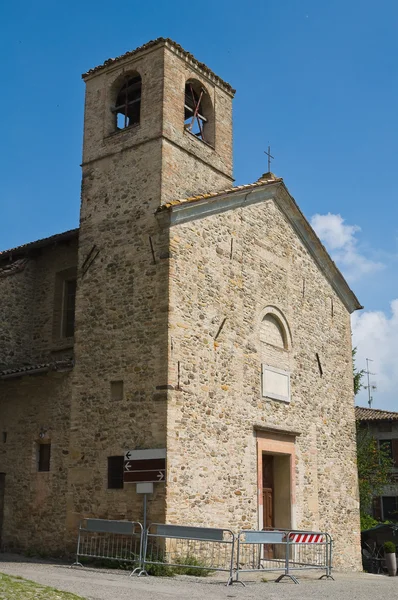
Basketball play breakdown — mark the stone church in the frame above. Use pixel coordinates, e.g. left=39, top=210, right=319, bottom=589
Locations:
left=0, top=38, right=362, bottom=569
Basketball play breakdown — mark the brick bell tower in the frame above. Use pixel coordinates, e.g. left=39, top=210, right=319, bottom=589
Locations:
left=66, top=39, right=235, bottom=536
left=81, top=38, right=234, bottom=209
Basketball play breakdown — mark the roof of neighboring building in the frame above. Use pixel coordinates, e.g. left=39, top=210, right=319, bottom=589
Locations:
left=82, top=37, right=235, bottom=95
left=0, top=359, right=73, bottom=380
left=157, top=173, right=282, bottom=211
left=355, top=406, right=398, bottom=421
left=0, top=228, right=78, bottom=261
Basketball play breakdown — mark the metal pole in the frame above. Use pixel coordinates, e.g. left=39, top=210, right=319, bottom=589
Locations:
left=143, top=494, right=147, bottom=532
left=366, top=358, right=373, bottom=407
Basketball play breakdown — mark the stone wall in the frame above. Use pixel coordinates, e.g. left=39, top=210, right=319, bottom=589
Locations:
left=0, top=260, right=35, bottom=368
left=161, top=47, right=234, bottom=201
left=0, top=239, right=78, bottom=369
left=0, top=372, right=72, bottom=552
left=64, top=41, right=236, bottom=539
left=165, top=195, right=362, bottom=570
left=67, top=138, right=170, bottom=541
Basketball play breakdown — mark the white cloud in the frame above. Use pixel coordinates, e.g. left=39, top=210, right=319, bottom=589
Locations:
left=352, top=301, right=398, bottom=412
left=310, top=212, right=384, bottom=282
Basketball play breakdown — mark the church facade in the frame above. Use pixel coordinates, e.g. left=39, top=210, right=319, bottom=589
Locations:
left=0, top=38, right=362, bottom=569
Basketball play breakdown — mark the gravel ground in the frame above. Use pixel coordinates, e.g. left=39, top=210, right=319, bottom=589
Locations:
left=0, top=554, right=396, bottom=600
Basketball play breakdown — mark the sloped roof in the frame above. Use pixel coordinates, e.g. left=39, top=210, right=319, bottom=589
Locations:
left=355, top=406, right=398, bottom=421
left=0, top=359, right=74, bottom=380
left=158, top=173, right=362, bottom=314
left=157, top=174, right=282, bottom=211
left=82, top=38, right=235, bottom=95
left=0, top=229, right=78, bottom=261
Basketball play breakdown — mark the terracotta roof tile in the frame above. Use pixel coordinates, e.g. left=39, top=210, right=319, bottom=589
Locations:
left=0, top=229, right=78, bottom=261
left=157, top=174, right=283, bottom=212
left=0, top=257, right=28, bottom=278
left=355, top=406, right=398, bottom=421
left=82, top=38, right=235, bottom=95
left=0, top=359, right=73, bottom=380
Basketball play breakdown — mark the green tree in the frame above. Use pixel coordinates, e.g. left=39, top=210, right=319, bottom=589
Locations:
left=353, top=347, right=394, bottom=527
left=356, top=425, right=393, bottom=515
left=353, top=347, right=365, bottom=395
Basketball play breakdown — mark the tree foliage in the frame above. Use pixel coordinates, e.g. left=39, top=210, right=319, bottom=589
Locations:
left=353, top=347, right=365, bottom=396
left=353, top=346, right=393, bottom=523
left=356, top=424, right=394, bottom=514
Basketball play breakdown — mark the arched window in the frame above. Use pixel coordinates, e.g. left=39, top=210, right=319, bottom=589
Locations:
left=112, top=73, right=142, bottom=130
left=184, top=80, right=214, bottom=145
left=260, top=314, right=287, bottom=350
left=259, top=307, right=292, bottom=403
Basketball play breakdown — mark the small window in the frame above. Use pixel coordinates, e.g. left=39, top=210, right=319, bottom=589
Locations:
left=112, top=75, right=141, bottom=130
left=382, top=496, right=398, bottom=521
left=108, top=456, right=124, bottom=489
left=110, top=381, right=124, bottom=402
left=63, top=279, right=76, bottom=338
left=184, top=81, right=212, bottom=144
left=38, top=443, right=51, bottom=472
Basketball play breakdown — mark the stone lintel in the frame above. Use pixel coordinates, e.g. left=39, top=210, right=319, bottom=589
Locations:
left=254, top=424, right=302, bottom=437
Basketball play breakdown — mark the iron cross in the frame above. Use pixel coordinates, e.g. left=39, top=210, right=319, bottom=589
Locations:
left=264, top=145, right=274, bottom=172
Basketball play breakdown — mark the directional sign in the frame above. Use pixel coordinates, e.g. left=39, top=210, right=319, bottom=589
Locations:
left=123, top=448, right=166, bottom=484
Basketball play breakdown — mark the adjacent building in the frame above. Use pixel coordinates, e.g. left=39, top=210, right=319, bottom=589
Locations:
left=356, top=406, right=398, bottom=521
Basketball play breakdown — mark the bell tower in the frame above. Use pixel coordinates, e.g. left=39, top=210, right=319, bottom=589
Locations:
left=81, top=38, right=235, bottom=209
left=67, top=39, right=234, bottom=533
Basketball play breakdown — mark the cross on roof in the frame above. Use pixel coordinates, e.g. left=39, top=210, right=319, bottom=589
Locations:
left=264, top=145, right=274, bottom=172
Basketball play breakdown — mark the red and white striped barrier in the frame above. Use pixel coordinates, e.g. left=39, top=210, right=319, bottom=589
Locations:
left=286, top=532, right=324, bottom=543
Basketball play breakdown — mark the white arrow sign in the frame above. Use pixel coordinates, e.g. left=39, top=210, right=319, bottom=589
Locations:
left=157, top=471, right=164, bottom=481
left=124, top=448, right=166, bottom=461
left=124, top=461, right=132, bottom=472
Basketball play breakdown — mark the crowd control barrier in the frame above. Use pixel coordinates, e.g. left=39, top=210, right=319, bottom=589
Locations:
left=139, top=523, right=236, bottom=585
left=71, top=519, right=144, bottom=571
left=235, top=528, right=334, bottom=584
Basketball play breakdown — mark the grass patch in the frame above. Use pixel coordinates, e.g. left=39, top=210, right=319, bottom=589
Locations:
left=0, top=573, right=86, bottom=600
left=77, top=556, right=137, bottom=570
left=144, top=554, right=212, bottom=577
left=172, top=555, right=212, bottom=577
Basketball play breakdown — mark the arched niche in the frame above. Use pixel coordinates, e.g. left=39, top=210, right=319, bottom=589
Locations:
left=258, top=306, right=292, bottom=351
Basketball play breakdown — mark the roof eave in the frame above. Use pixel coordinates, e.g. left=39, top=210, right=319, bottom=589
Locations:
left=275, top=182, right=363, bottom=314
left=0, top=228, right=79, bottom=261
left=82, top=37, right=235, bottom=96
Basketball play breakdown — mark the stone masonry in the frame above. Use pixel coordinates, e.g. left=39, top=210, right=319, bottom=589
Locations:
left=0, top=38, right=362, bottom=570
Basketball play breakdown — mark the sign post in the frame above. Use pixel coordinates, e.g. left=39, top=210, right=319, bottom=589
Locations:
left=124, top=449, right=166, bottom=531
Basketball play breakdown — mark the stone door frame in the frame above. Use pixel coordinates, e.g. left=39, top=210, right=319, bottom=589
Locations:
left=256, top=427, right=299, bottom=531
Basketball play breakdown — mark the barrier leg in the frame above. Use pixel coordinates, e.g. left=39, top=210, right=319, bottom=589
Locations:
left=130, top=526, right=144, bottom=577
left=275, top=535, right=299, bottom=584
left=231, top=535, right=246, bottom=586
left=319, top=539, right=334, bottom=580
left=135, top=529, right=149, bottom=577
left=70, top=529, right=83, bottom=568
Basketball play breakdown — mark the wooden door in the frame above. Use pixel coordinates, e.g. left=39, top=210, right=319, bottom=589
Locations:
left=0, top=474, right=5, bottom=548
left=262, top=454, right=274, bottom=527
left=262, top=455, right=274, bottom=559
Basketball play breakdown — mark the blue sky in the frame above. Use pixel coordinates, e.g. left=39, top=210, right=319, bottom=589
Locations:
left=1, top=0, right=397, bottom=409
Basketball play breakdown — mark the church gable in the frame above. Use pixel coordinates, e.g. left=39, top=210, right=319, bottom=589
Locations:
left=157, top=175, right=361, bottom=314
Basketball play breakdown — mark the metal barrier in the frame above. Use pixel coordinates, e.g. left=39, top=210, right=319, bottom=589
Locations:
left=71, top=518, right=144, bottom=571
left=140, top=523, right=236, bottom=585
left=235, top=528, right=334, bottom=584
